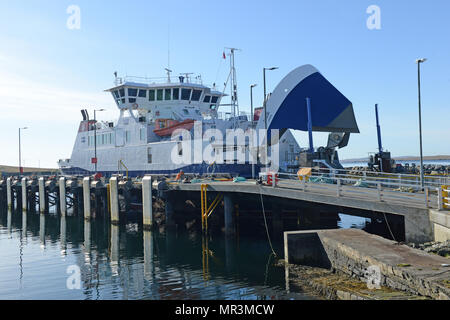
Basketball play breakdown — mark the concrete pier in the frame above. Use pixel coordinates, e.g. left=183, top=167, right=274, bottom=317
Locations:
left=21, top=177, right=27, bottom=212
left=6, top=178, right=12, bottom=210
left=83, top=177, right=91, bottom=220
left=38, top=177, right=46, bottom=214
left=284, top=229, right=450, bottom=300
left=142, top=176, right=153, bottom=229
left=224, top=194, right=235, bottom=236
left=59, top=177, right=66, bottom=216
left=109, top=177, right=119, bottom=224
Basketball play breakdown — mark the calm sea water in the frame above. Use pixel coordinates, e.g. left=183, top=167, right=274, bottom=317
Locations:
left=0, top=207, right=324, bottom=300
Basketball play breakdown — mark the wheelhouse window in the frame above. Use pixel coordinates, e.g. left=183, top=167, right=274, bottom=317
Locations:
left=121, top=98, right=126, bottom=104
left=128, top=88, right=138, bottom=97
left=181, top=88, right=191, bottom=100
left=211, top=96, right=219, bottom=103
left=113, top=90, right=120, bottom=99
left=149, top=90, right=155, bottom=101
left=119, top=88, right=125, bottom=97
left=191, top=89, right=202, bottom=101
left=138, top=89, right=147, bottom=98
left=165, top=88, right=171, bottom=100
left=129, top=98, right=136, bottom=103
left=203, top=95, right=211, bottom=103
left=157, top=89, right=163, bottom=101
left=172, top=88, right=179, bottom=100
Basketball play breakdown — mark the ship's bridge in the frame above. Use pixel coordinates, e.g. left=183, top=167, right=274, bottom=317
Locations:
left=105, top=75, right=224, bottom=121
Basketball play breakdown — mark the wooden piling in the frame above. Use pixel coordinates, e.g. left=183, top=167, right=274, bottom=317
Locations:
left=142, top=176, right=153, bottom=229
left=6, top=177, right=12, bottom=210
left=38, top=177, right=46, bottom=214
left=21, top=177, right=27, bottom=212
left=224, top=194, right=235, bottom=236
left=59, top=177, right=66, bottom=216
left=83, top=177, right=91, bottom=220
left=109, top=177, right=119, bottom=224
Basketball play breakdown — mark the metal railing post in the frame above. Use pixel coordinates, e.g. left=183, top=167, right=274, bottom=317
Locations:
left=337, top=178, right=341, bottom=197
left=377, top=182, right=382, bottom=202
left=438, top=187, right=443, bottom=210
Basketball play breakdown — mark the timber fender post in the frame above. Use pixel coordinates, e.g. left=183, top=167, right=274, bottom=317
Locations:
left=38, top=177, right=46, bottom=214
left=59, top=177, right=66, bottom=216
left=224, top=193, right=235, bottom=236
left=142, top=175, right=153, bottom=230
left=83, top=176, right=91, bottom=220
left=21, top=177, right=27, bottom=212
left=109, top=177, right=120, bottom=225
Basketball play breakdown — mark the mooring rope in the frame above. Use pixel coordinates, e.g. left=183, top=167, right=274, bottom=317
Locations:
left=258, top=186, right=277, bottom=257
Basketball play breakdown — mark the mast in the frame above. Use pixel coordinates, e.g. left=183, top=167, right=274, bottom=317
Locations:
left=225, top=47, right=240, bottom=128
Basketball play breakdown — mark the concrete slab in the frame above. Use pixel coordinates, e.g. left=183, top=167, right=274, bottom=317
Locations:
left=284, top=229, right=450, bottom=299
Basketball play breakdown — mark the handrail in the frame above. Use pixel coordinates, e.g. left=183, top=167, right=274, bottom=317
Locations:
left=118, top=159, right=129, bottom=179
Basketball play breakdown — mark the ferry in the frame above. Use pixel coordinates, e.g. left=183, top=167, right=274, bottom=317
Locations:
left=58, top=49, right=304, bottom=178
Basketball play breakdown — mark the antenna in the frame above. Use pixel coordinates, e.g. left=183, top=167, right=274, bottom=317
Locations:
left=165, top=68, right=172, bottom=83
left=179, top=72, right=193, bottom=83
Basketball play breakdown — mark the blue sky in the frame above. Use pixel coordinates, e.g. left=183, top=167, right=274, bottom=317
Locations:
left=0, top=0, right=449, bottom=168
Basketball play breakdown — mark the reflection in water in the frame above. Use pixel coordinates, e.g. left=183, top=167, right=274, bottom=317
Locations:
left=22, top=212, right=27, bottom=240
left=60, top=216, right=66, bottom=256
left=39, top=214, right=46, bottom=247
left=0, top=208, right=317, bottom=300
left=143, top=230, right=154, bottom=280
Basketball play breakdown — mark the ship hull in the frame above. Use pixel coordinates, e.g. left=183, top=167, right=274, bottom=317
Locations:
left=61, top=162, right=260, bottom=178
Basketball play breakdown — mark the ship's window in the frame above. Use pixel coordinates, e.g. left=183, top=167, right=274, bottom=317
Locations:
left=140, top=128, right=146, bottom=141
left=113, top=91, right=120, bottom=98
left=191, top=89, right=202, bottom=101
left=149, top=90, right=155, bottom=101
left=181, top=88, right=191, bottom=100
left=129, top=98, right=136, bottom=103
left=128, top=88, right=138, bottom=97
left=125, top=131, right=131, bottom=143
left=157, top=89, right=163, bottom=101
left=210, top=104, right=217, bottom=110
left=138, top=89, right=147, bottom=98
left=172, top=88, right=179, bottom=100
left=177, top=142, right=183, bottom=156
left=121, top=98, right=126, bottom=104
left=119, top=88, right=125, bottom=97
left=211, top=96, right=219, bottom=103
left=165, top=89, right=171, bottom=100
left=147, top=147, right=152, bottom=163
left=182, top=109, right=189, bottom=115
left=203, top=95, right=211, bottom=103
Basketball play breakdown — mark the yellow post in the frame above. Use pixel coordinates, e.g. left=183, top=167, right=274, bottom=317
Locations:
left=443, top=185, right=449, bottom=209
left=106, top=183, right=111, bottom=214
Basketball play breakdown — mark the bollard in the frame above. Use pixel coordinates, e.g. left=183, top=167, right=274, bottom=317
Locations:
left=39, top=177, right=46, bottom=214
left=21, top=177, right=27, bottom=212
left=109, top=177, right=119, bottom=224
left=142, top=176, right=153, bottom=229
left=83, top=177, right=91, bottom=220
left=59, top=177, right=66, bottom=216
left=6, top=177, right=12, bottom=210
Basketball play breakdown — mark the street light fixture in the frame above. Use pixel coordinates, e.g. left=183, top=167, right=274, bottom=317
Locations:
left=18, top=127, right=28, bottom=177
left=263, top=67, right=278, bottom=167
left=93, top=108, right=106, bottom=173
left=415, top=58, right=427, bottom=188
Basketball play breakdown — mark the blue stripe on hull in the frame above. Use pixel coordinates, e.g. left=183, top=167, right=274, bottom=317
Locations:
left=61, top=163, right=260, bottom=178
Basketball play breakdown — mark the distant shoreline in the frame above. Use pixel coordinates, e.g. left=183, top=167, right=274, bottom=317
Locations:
left=0, top=165, right=58, bottom=174
left=341, top=155, right=450, bottom=163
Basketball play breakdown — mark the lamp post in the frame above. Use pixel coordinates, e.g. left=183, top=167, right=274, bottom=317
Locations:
left=93, top=109, right=105, bottom=173
left=250, top=84, right=257, bottom=178
left=416, top=58, right=426, bottom=188
left=263, top=67, right=278, bottom=167
left=18, top=127, right=28, bottom=177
